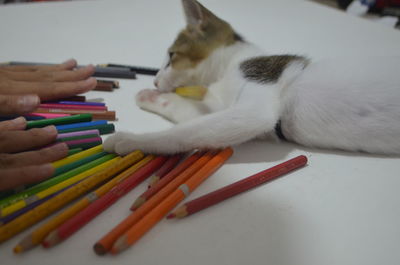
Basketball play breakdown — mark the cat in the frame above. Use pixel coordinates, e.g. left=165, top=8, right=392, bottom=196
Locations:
left=104, top=0, right=400, bottom=155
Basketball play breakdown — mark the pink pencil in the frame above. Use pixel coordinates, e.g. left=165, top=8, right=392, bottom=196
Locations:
left=39, top=103, right=107, bottom=111
left=56, top=129, right=100, bottom=140
left=29, top=113, right=71, bottom=119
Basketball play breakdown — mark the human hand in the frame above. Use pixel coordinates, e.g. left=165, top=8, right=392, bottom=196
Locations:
left=0, top=117, right=69, bottom=191
left=0, top=59, right=97, bottom=115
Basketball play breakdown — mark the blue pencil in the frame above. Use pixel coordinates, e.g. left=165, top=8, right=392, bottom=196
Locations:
left=55, top=120, right=108, bottom=131
left=54, top=101, right=106, bottom=107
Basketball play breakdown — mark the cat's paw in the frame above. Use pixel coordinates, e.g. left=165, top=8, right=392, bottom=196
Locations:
left=104, top=132, right=142, bottom=156
left=136, top=89, right=170, bottom=113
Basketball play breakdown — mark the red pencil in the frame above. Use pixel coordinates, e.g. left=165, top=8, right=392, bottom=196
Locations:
left=39, top=103, right=107, bottom=111
left=130, top=151, right=204, bottom=211
left=167, top=155, right=308, bottom=219
left=147, top=154, right=184, bottom=188
left=42, top=156, right=168, bottom=247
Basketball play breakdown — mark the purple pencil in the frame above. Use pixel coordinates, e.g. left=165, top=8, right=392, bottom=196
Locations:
left=56, top=129, right=100, bottom=140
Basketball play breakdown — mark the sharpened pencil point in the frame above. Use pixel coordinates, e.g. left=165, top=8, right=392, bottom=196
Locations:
left=93, top=243, right=108, bottom=256
left=110, top=235, right=129, bottom=255
left=166, top=213, right=176, bottom=219
left=13, top=245, right=23, bottom=254
left=42, top=230, right=61, bottom=248
left=130, top=197, right=146, bottom=211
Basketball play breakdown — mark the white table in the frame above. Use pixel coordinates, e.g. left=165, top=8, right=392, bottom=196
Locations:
left=1, top=0, right=400, bottom=264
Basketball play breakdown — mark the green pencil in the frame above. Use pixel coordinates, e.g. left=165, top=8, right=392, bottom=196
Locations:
left=53, top=151, right=108, bottom=176
left=58, top=124, right=115, bottom=135
left=26, top=114, right=92, bottom=129
left=67, top=148, right=83, bottom=156
left=57, top=134, right=99, bottom=143
left=0, top=154, right=115, bottom=208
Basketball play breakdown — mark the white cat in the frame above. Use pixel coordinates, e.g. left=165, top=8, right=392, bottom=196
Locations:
left=105, top=0, right=400, bottom=155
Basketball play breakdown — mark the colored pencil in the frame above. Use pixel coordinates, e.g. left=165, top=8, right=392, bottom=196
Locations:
left=29, top=113, right=71, bottom=119
left=55, top=120, right=107, bottom=131
left=0, top=155, right=117, bottom=218
left=64, top=137, right=102, bottom=150
left=11, top=150, right=143, bottom=252
left=54, top=101, right=106, bottom=106
left=111, top=148, right=233, bottom=254
left=39, top=103, right=107, bottom=111
left=53, top=151, right=107, bottom=176
left=56, top=129, right=100, bottom=140
left=96, top=79, right=119, bottom=88
left=58, top=95, right=86, bottom=102
left=58, top=123, right=114, bottom=135
left=52, top=144, right=103, bottom=168
left=26, top=114, right=92, bottom=129
left=94, top=81, right=114, bottom=92
left=147, top=154, right=184, bottom=189
left=34, top=108, right=116, bottom=121
left=67, top=148, right=82, bottom=156
left=130, top=152, right=203, bottom=211
left=17, top=154, right=151, bottom=251
left=57, top=134, right=99, bottom=143
left=0, top=183, right=75, bottom=226
left=100, top=63, right=159, bottom=75
left=93, top=150, right=214, bottom=255
left=43, top=156, right=168, bottom=247
left=0, top=145, right=104, bottom=208
left=167, top=155, right=308, bottom=219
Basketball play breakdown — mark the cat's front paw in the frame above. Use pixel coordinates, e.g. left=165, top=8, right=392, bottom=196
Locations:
left=136, top=89, right=170, bottom=112
left=104, top=132, right=143, bottom=156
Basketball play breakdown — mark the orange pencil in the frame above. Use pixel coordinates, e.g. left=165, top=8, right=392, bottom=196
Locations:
left=93, top=150, right=215, bottom=255
left=110, top=147, right=233, bottom=254
left=130, top=151, right=204, bottom=210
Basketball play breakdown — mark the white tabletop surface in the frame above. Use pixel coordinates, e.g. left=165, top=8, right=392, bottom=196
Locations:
left=1, top=0, right=400, bottom=264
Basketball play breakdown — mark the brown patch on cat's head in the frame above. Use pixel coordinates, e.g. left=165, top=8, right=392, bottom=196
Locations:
left=168, top=0, right=243, bottom=70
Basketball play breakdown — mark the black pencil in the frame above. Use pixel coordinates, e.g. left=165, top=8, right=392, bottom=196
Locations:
left=100, top=63, right=159, bottom=75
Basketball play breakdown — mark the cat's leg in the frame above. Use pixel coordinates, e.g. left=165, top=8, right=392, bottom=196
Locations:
left=105, top=82, right=280, bottom=154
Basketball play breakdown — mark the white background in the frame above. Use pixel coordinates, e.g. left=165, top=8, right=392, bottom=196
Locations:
left=1, top=0, right=400, bottom=264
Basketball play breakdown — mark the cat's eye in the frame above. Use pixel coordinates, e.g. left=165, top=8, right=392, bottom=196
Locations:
left=165, top=52, right=175, bottom=68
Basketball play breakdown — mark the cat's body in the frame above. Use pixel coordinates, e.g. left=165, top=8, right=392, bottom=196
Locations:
left=105, top=0, right=400, bottom=155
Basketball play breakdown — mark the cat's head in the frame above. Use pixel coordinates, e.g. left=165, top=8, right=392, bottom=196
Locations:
left=154, top=0, right=242, bottom=92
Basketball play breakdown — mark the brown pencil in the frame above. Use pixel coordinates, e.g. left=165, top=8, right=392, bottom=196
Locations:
left=130, top=151, right=203, bottom=210
left=167, top=155, right=308, bottom=219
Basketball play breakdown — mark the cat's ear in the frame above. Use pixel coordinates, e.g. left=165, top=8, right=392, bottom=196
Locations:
left=181, top=0, right=220, bottom=30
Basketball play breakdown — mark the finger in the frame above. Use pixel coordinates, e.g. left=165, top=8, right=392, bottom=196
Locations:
left=0, top=59, right=77, bottom=72
left=0, top=125, right=58, bottom=153
left=5, top=77, right=97, bottom=101
left=1, top=65, right=95, bottom=82
left=0, top=164, right=54, bottom=191
left=0, top=143, right=68, bottom=167
left=0, top=94, right=40, bottom=115
left=0, top=117, right=26, bottom=131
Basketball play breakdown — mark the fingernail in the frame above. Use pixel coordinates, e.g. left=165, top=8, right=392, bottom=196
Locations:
left=37, top=164, right=55, bottom=177
left=63, top=58, right=77, bottom=66
left=17, top=95, right=40, bottom=112
left=51, top=142, right=68, bottom=152
left=12, top=116, right=26, bottom=126
left=42, top=125, right=57, bottom=135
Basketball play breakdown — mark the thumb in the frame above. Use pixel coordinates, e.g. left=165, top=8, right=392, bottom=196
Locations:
left=0, top=94, right=40, bottom=115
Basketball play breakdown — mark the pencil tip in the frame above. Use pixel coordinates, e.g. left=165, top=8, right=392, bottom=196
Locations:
left=42, top=231, right=61, bottom=248
left=93, top=243, right=107, bottom=256
left=130, top=197, right=145, bottom=211
left=166, top=213, right=176, bottom=219
left=13, top=245, right=23, bottom=254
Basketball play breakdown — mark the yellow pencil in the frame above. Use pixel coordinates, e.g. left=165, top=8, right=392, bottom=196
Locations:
left=0, top=155, right=118, bottom=218
left=52, top=145, right=103, bottom=168
left=14, top=152, right=150, bottom=253
left=0, top=150, right=143, bottom=246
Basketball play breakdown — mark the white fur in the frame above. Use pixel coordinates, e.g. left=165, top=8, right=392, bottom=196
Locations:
left=105, top=41, right=400, bottom=155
